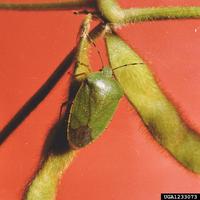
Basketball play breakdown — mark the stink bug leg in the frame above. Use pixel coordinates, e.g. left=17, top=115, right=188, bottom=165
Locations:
left=59, top=101, right=68, bottom=120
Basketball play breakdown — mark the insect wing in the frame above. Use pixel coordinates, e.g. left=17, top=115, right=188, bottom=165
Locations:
left=86, top=72, right=123, bottom=138
left=68, top=71, right=123, bottom=149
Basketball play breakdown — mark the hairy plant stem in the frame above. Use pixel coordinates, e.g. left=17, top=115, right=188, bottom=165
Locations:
left=97, top=0, right=200, bottom=24
left=24, top=150, right=76, bottom=200
left=1, top=0, right=200, bottom=25
left=0, top=0, right=94, bottom=10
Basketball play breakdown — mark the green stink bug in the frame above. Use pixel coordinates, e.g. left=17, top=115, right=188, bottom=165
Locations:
left=67, top=67, right=123, bottom=149
left=66, top=14, right=125, bottom=149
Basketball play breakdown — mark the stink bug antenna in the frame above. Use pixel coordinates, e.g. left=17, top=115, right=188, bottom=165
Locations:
left=86, top=34, right=104, bottom=69
left=113, top=62, right=144, bottom=71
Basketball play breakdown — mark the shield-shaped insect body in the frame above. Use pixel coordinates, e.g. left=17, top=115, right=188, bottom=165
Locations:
left=67, top=67, right=123, bottom=149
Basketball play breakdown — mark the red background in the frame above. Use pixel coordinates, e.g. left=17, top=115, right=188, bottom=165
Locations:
left=1, top=0, right=200, bottom=199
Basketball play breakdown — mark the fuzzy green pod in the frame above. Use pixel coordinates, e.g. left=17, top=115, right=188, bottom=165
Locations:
left=74, top=13, right=92, bottom=81
left=67, top=67, right=123, bottom=149
left=25, top=150, right=76, bottom=200
left=97, top=0, right=200, bottom=25
left=106, top=32, right=200, bottom=173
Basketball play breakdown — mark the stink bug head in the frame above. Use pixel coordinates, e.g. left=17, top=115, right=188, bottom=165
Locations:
left=101, top=66, right=113, bottom=78
left=87, top=70, right=123, bottom=99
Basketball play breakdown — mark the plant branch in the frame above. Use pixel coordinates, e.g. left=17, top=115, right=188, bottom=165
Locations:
left=124, top=7, right=200, bottom=23
left=97, top=0, right=200, bottom=24
left=0, top=0, right=94, bottom=10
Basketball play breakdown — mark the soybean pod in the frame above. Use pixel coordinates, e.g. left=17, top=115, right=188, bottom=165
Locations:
left=106, top=32, right=200, bottom=174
